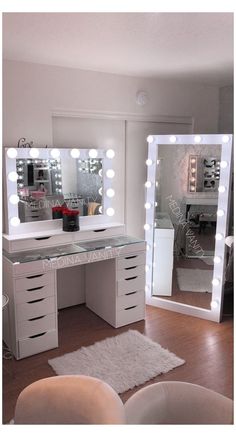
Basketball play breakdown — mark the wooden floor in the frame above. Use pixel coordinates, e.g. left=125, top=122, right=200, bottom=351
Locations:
left=2, top=304, right=233, bottom=424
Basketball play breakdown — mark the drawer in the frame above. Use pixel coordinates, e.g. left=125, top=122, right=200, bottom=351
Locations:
left=15, top=272, right=54, bottom=292
left=115, top=305, right=145, bottom=328
left=17, top=313, right=57, bottom=339
left=18, top=329, right=58, bottom=359
left=10, top=233, right=73, bottom=252
left=117, top=252, right=146, bottom=270
left=117, top=275, right=145, bottom=296
left=15, top=283, right=55, bottom=304
left=117, top=264, right=145, bottom=281
left=16, top=296, right=56, bottom=322
left=116, top=291, right=145, bottom=311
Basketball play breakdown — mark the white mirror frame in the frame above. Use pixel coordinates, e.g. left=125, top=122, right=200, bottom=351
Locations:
left=145, top=134, right=233, bottom=322
left=4, top=148, right=115, bottom=235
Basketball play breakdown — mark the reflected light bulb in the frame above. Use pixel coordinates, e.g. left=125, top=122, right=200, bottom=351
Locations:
left=50, top=149, right=60, bottom=159
left=217, top=209, right=225, bottom=217
left=215, top=233, right=223, bottom=241
left=218, top=186, right=226, bottom=193
left=213, top=256, right=221, bottom=264
left=169, top=136, right=177, bottom=143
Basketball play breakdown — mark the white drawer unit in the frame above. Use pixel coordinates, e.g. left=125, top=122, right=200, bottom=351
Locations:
left=16, top=296, right=56, bottom=322
left=18, top=330, right=58, bottom=360
left=17, top=313, right=57, bottom=339
left=15, top=271, right=54, bottom=292
left=3, top=235, right=145, bottom=359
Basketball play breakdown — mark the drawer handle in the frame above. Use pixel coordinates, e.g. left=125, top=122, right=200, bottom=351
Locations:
left=27, top=298, right=44, bottom=304
left=27, top=286, right=44, bottom=292
left=125, top=266, right=137, bottom=271
left=125, top=276, right=137, bottom=281
left=26, top=274, right=44, bottom=279
left=125, top=255, right=137, bottom=260
left=125, top=291, right=137, bottom=296
left=28, top=315, right=45, bottom=321
left=124, top=305, right=137, bottom=311
left=29, top=332, right=46, bottom=339
left=34, top=237, right=51, bottom=241
left=93, top=229, right=106, bottom=232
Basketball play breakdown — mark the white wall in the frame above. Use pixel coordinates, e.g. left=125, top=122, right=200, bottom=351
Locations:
left=3, top=60, right=220, bottom=148
left=3, top=60, right=221, bottom=235
left=218, top=86, right=233, bottom=134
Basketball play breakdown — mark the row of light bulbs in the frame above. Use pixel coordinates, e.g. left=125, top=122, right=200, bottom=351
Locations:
left=147, top=135, right=231, bottom=144
left=7, top=148, right=115, bottom=160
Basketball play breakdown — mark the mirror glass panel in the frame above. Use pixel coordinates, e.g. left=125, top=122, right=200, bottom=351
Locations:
left=152, top=143, right=221, bottom=310
left=16, top=156, right=103, bottom=222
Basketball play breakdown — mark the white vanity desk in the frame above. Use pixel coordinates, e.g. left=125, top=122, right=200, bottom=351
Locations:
left=3, top=225, right=146, bottom=360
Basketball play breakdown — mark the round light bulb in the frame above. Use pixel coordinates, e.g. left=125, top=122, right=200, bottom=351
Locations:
left=144, top=224, right=150, bottom=231
left=70, top=149, right=80, bottom=158
left=50, top=149, right=60, bottom=159
left=146, top=159, right=153, bottom=166
left=215, top=233, right=223, bottom=241
left=9, top=194, right=20, bottom=205
left=106, top=149, right=115, bottom=159
left=89, top=149, right=98, bottom=159
left=145, top=181, right=152, bottom=188
left=98, top=206, right=103, bottom=214
left=8, top=171, right=18, bottom=182
left=194, top=135, right=201, bottom=143
left=220, top=161, right=228, bottom=169
left=191, top=158, right=196, bottom=164
left=29, top=148, right=39, bottom=158
left=222, top=135, right=230, bottom=143
left=211, top=300, right=219, bottom=309
left=212, top=278, right=220, bottom=286
left=7, top=148, right=18, bottom=159
left=218, top=186, right=226, bottom=193
left=191, top=168, right=196, bottom=173
left=106, top=188, right=115, bottom=198
left=98, top=187, right=103, bottom=196
left=147, top=135, right=153, bottom=143
left=217, top=209, right=225, bottom=217
left=213, top=256, right=221, bottom=264
left=144, top=202, right=151, bottom=209
left=191, top=177, right=196, bottom=182
left=106, top=169, right=115, bottom=179
left=106, top=207, right=115, bottom=217
left=10, top=217, right=20, bottom=227
left=169, top=135, right=177, bottom=143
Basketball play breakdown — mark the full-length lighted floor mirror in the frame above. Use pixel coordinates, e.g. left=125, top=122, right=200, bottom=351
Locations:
left=145, top=134, right=233, bottom=322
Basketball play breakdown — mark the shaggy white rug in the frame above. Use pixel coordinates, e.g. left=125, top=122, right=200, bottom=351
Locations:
left=48, top=330, right=185, bottom=394
left=177, top=268, right=213, bottom=292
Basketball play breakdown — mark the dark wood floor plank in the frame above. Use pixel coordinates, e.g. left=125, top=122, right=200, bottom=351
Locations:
left=2, top=304, right=233, bottom=423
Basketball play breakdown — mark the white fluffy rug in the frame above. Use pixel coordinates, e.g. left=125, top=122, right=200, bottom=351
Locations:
left=48, top=330, right=185, bottom=394
left=177, top=268, right=213, bottom=292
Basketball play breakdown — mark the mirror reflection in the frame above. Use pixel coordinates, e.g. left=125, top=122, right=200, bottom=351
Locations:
left=16, top=157, right=103, bottom=222
left=152, top=144, right=221, bottom=310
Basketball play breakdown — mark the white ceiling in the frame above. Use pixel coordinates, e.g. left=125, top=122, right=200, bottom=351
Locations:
left=2, top=12, right=234, bottom=85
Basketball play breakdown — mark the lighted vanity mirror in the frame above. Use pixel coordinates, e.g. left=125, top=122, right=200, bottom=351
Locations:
left=15, top=156, right=103, bottom=222
left=188, top=154, right=221, bottom=193
left=145, top=135, right=233, bottom=322
left=5, top=147, right=115, bottom=234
